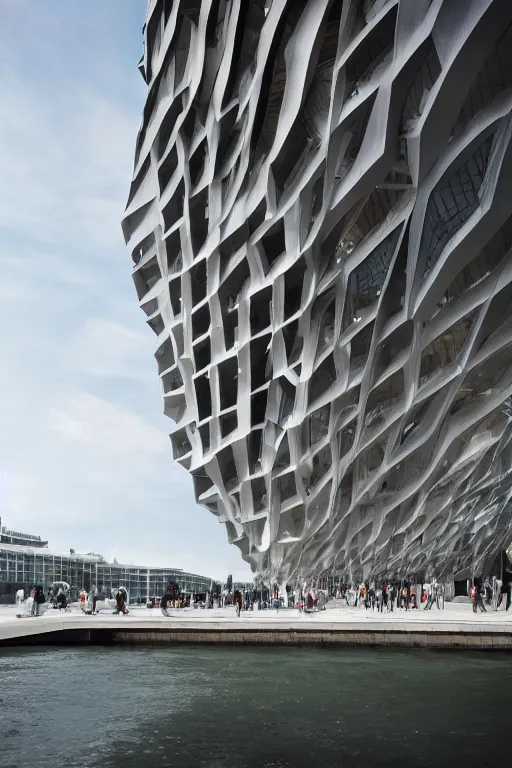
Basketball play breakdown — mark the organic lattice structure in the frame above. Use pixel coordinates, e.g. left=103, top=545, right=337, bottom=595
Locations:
left=123, top=0, right=512, bottom=583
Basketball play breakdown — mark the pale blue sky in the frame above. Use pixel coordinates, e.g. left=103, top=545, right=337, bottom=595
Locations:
left=0, top=0, right=252, bottom=582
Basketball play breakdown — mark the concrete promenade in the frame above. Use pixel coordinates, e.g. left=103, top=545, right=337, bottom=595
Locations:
left=1, top=600, right=512, bottom=649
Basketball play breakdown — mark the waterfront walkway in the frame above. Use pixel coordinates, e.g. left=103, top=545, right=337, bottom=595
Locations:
left=1, top=600, right=511, bottom=648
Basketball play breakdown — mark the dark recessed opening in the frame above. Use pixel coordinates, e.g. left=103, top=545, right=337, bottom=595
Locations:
left=158, top=144, right=179, bottom=190
left=251, top=333, right=271, bottom=390
left=248, top=198, right=267, bottom=237
left=155, top=337, right=174, bottom=374
left=308, top=353, right=336, bottom=405
left=189, top=187, right=209, bottom=255
left=194, top=335, right=211, bottom=372
left=165, top=227, right=182, bottom=275
left=251, top=390, right=267, bottom=426
left=195, top=374, right=212, bottom=421
left=198, top=423, right=210, bottom=451
left=284, top=257, right=305, bottom=319
left=218, top=357, right=239, bottom=410
left=147, top=313, right=165, bottom=336
left=248, top=428, right=263, bottom=474
left=190, top=258, right=207, bottom=306
left=250, top=286, right=272, bottom=334
left=168, top=275, right=182, bottom=315
left=162, top=367, right=183, bottom=393
left=220, top=411, right=238, bottom=439
left=192, top=303, right=210, bottom=340
left=162, top=179, right=185, bottom=232
left=261, top=219, right=285, bottom=271
left=189, top=138, right=207, bottom=188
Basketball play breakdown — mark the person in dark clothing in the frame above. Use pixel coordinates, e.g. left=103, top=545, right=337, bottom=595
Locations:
left=472, top=583, right=487, bottom=613
left=234, top=589, right=243, bottom=617
left=114, top=587, right=128, bottom=614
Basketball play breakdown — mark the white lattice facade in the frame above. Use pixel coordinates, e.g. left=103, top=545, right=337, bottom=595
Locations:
left=123, top=0, right=512, bottom=583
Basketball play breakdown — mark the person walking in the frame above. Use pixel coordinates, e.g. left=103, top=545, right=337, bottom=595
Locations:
left=472, top=582, right=487, bottom=613
left=234, top=589, right=242, bottom=617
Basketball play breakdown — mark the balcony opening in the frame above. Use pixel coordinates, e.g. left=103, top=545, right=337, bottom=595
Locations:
left=284, top=257, right=305, bottom=319
left=220, top=411, right=238, bottom=439
left=190, top=258, right=207, bottom=306
left=446, top=213, right=512, bottom=302
left=251, top=333, right=271, bottom=390
left=168, top=274, right=182, bottom=316
left=214, top=106, right=238, bottom=175
left=274, top=433, right=290, bottom=471
left=379, top=224, right=408, bottom=322
left=193, top=335, right=211, bottom=372
left=189, top=137, right=207, bottom=189
left=155, top=337, right=174, bottom=374
left=476, top=282, right=512, bottom=352
left=218, top=357, right=239, bottom=411
left=311, top=444, right=332, bottom=487
left=282, top=319, right=299, bottom=360
left=218, top=221, right=249, bottom=271
left=450, top=346, right=512, bottom=415
left=345, top=4, right=397, bottom=97
left=165, top=227, right=182, bottom=275
left=157, top=95, right=183, bottom=159
left=171, top=427, right=191, bottom=460
left=452, top=23, right=512, bottom=138
left=198, top=423, right=210, bottom=452
left=338, top=420, right=356, bottom=460
left=419, top=310, right=477, bottom=386
left=162, top=366, right=183, bottom=393
left=277, top=472, right=297, bottom=504
left=218, top=256, right=250, bottom=308
left=158, top=144, right=179, bottom=190
left=261, top=218, right=285, bottom=272
left=137, top=255, right=161, bottom=297
left=308, top=404, right=330, bottom=446
left=373, top=320, right=413, bottom=384
left=270, top=115, right=311, bottom=194
left=308, top=353, right=336, bottom=405
left=350, top=320, right=375, bottom=373
left=250, top=0, right=308, bottom=156
left=195, top=375, right=212, bottom=421
left=147, top=312, right=165, bottom=337
left=248, top=428, right=263, bottom=475
left=342, top=227, right=400, bottom=329
left=189, top=186, right=209, bottom=255
left=162, top=178, right=185, bottom=232
left=365, top=368, right=404, bottom=425
left=420, top=132, right=496, bottom=277
left=250, top=286, right=272, bottom=335
left=222, top=309, right=238, bottom=351
left=217, top=444, right=238, bottom=487
left=251, top=390, right=267, bottom=427
left=248, top=198, right=267, bottom=237
left=278, top=376, right=295, bottom=423
left=399, top=394, right=435, bottom=446
left=401, top=38, right=441, bottom=133
left=251, top=476, right=267, bottom=512
left=192, top=303, right=210, bottom=340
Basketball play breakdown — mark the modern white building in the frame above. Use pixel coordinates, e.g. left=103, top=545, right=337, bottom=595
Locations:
left=123, top=0, right=512, bottom=584
left=0, top=525, right=212, bottom=603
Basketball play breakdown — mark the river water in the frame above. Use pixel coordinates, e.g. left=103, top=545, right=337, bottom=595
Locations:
left=0, top=646, right=510, bottom=767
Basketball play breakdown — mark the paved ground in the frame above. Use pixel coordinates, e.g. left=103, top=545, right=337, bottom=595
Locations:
left=1, top=598, right=511, bottom=644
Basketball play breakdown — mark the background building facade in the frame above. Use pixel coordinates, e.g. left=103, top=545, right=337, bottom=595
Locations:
left=0, top=529, right=212, bottom=603
left=124, top=0, right=512, bottom=584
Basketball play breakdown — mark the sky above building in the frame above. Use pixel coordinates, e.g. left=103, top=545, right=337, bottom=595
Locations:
left=0, top=0, right=252, bottom=582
